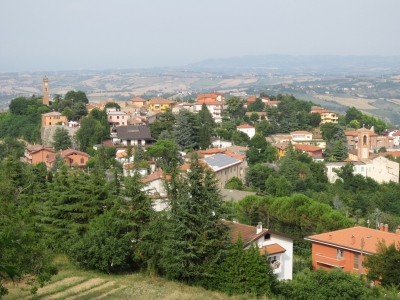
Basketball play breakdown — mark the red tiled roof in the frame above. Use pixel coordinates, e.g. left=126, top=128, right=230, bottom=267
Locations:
left=345, top=131, right=359, bottom=136
left=61, top=148, right=90, bottom=158
left=392, top=131, right=400, bottom=137
left=237, top=124, right=255, bottom=129
left=259, top=244, right=286, bottom=255
left=247, top=95, right=257, bottom=102
left=294, top=144, right=323, bottom=152
left=141, top=170, right=171, bottom=183
left=130, top=97, right=146, bottom=102
left=26, top=145, right=55, bottom=154
left=306, top=226, right=400, bottom=254
left=379, top=151, right=400, bottom=157
left=148, top=98, right=176, bottom=105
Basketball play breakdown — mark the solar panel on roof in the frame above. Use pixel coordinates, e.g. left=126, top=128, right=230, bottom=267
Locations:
left=203, top=154, right=240, bottom=170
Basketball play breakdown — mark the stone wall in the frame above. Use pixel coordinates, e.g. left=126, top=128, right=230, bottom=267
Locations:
left=41, top=125, right=79, bottom=147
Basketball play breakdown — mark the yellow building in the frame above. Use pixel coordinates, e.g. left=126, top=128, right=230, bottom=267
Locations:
left=41, top=112, right=68, bottom=126
left=148, top=98, right=176, bottom=112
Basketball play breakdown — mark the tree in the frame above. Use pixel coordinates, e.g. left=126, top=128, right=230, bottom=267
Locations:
left=64, top=90, right=89, bottom=104
left=71, top=102, right=88, bottom=120
left=276, top=268, right=373, bottom=300
left=231, top=131, right=250, bottom=146
left=364, top=240, right=400, bottom=287
left=51, top=127, right=72, bottom=150
left=75, top=116, right=108, bottom=152
left=245, top=164, right=276, bottom=191
left=149, top=109, right=176, bottom=140
left=174, top=110, right=195, bottom=150
left=248, top=98, right=265, bottom=112
left=104, top=102, right=121, bottom=110
left=224, top=176, right=245, bottom=190
left=225, top=96, right=244, bottom=119
left=345, top=107, right=363, bottom=125
left=161, top=153, right=231, bottom=283
left=249, top=112, right=259, bottom=123
left=349, top=119, right=361, bottom=129
left=308, top=112, right=321, bottom=127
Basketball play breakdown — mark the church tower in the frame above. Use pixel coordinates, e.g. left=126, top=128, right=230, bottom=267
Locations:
left=357, top=127, right=370, bottom=161
left=42, top=76, right=49, bottom=106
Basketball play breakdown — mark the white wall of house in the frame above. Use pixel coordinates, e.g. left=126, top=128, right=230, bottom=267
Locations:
left=211, top=139, right=233, bottom=148
left=245, top=234, right=293, bottom=280
left=237, top=127, right=255, bottom=139
left=367, top=157, right=399, bottom=183
left=194, top=103, right=224, bottom=123
left=292, top=133, right=312, bottom=141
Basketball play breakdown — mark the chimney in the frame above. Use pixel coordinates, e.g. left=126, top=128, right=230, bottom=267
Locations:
left=256, top=222, right=262, bottom=234
left=380, top=223, right=384, bottom=231
left=384, top=224, right=389, bottom=232
left=351, top=235, right=355, bottom=245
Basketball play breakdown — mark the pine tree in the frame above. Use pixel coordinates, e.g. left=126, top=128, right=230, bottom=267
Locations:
left=161, top=153, right=230, bottom=283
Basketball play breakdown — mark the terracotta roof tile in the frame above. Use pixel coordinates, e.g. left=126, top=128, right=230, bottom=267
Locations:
left=237, top=124, right=255, bottom=129
left=141, top=171, right=171, bottom=183
left=148, top=98, right=176, bottom=105
left=294, top=144, right=323, bottom=152
left=259, top=244, right=286, bottom=255
left=306, top=226, right=400, bottom=254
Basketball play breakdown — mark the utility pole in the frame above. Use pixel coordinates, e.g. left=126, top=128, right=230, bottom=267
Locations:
left=359, top=238, right=364, bottom=277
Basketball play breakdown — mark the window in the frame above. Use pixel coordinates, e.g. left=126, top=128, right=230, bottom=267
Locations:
left=80, top=158, right=84, bottom=164
left=354, top=253, right=359, bottom=269
left=117, top=116, right=119, bottom=119
left=363, top=135, right=367, bottom=145
left=336, top=249, right=344, bottom=259
left=353, top=167, right=357, bottom=172
left=361, top=167, right=364, bottom=172
left=264, top=233, right=270, bottom=240
left=122, top=116, right=124, bottom=119
left=109, top=116, right=112, bottom=119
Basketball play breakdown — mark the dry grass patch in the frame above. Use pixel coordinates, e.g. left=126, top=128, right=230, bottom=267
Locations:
left=313, top=95, right=377, bottom=110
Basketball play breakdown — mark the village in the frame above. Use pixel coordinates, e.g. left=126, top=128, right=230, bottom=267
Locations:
left=14, top=77, right=400, bottom=289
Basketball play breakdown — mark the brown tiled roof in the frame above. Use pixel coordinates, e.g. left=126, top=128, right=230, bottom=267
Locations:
left=247, top=95, right=257, bottom=102
left=348, top=149, right=358, bottom=155
left=26, top=145, right=55, bottom=154
left=197, top=92, right=225, bottom=101
left=223, top=221, right=300, bottom=247
left=294, top=144, right=323, bottom=152
left=141, top=171, right=171, bottom=183
left=42, top=111, right=62, bottom=117
left=237, top=124, right=255, bottom=129
left=379, top=151, right=400, bottom=157
left=148, top=98, right=176, bottom=105
left=130, top=97, right=146, bottom=102
left=306, top=226, right=400, bottom=254
left=61, top=148, right=90, bottom=158
left=345, top=130, right=359, bottom=136
left=275, top=142, right=289, bottom=150
left=259, top=244, right=286, bottom=255
left=392, top=130, right=400, bottom=137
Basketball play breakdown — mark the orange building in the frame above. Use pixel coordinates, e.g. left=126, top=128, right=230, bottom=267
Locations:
left=46, top=148, right=90, bottom=170
left=22, top=145, right=55, bottom=164
left=41, top=112, right=68, bottom=126
left=305, top=225, right=400, bottom=275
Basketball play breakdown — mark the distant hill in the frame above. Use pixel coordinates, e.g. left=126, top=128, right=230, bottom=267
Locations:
left=187, top=54, right=400, bottom=75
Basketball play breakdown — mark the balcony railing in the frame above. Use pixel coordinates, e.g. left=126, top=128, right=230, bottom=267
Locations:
left=315, top=253, right=345, bottom=268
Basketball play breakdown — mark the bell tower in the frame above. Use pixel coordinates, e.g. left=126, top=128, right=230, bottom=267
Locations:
left=357, top=127, right=370, bottom=161
left=42, top=76, right=49, bottom=106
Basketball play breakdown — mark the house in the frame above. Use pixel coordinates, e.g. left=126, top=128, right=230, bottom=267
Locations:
left=140, top=170, right=171, bottom=211
left=22, top=145, right=55, bottom=164
left=293, top=144, right=323, bottom=160
left=111, top=125, right=154, bottom=146
left=172, top=102, right=195, bottom=113
left=106, top=108, right=128, bottom=126
left=210, top=137, right=233, bottom=149
left=223, top=220, right=297, bottom=280
left=246, top=95, right=257, bottom=106
left=290, top=131, right=326, bottom=149
left=46, top=148, right=90, bottom=170
left=148, top=98, right=176, bottom=112
left=237, top=124, right=255, bottom=139
left=325, top=156, right=399, bottom=184
left=194, top=92, right=225, bottom=123
left=389, top=130, right=400, bottom=148
left=311, top=106, right=338, bottom=124
left=305, top=225, right=400, bottom=276
left=201, top=153, right=247, bottom=188
left=130, top=97, right=147, bottom=107
left=346, top=127, right=394, bottom=151
left=41, top=112, right=68, bottom=126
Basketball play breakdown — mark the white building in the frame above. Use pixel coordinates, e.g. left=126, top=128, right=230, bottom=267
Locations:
left=210, top=137, right=233, bottom=149
left=223, top=220, right=297, bottom=280
left=237, top=124, right=255, bottom=139
left=389, top=130, right=400, bottom=148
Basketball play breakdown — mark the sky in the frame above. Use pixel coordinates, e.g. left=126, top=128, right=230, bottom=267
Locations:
left=1, top=0, right=399, bottom=72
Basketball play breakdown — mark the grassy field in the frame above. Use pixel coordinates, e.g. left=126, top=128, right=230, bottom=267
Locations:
left=3, top=256, right=266, bottom=300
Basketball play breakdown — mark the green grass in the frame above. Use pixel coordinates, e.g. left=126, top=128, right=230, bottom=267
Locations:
left=3, top=255, right=275, bottom=300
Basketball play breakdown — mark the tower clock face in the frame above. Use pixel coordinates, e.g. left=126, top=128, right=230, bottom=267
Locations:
left=45, top=82, right=48, bottom=87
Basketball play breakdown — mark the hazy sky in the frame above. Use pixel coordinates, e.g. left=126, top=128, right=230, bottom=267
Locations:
left=1, top=0, right=399, bottom=72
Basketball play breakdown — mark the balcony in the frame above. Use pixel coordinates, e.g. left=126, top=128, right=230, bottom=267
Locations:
left=315, top=253, right=345, bottom=268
